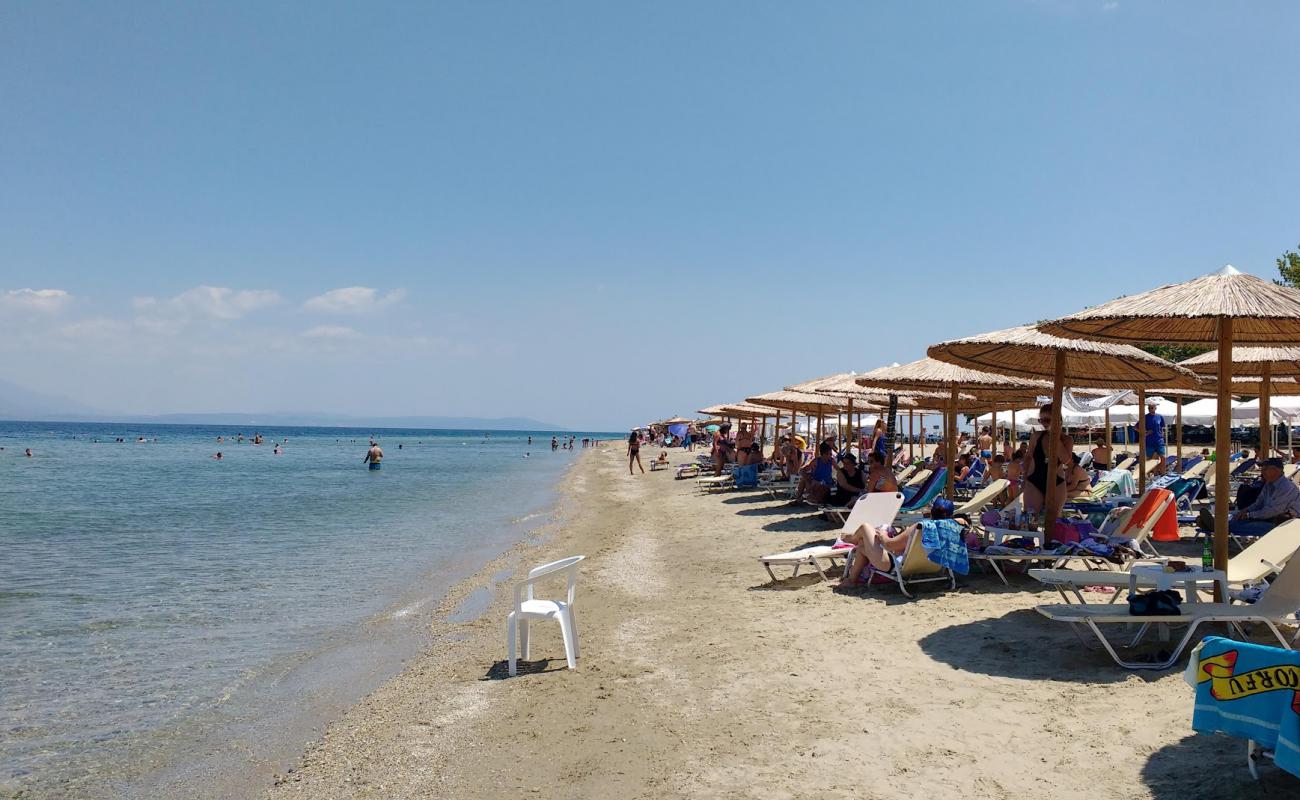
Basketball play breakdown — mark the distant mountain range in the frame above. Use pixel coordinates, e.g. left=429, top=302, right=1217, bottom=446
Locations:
left=0, top=379, right=569, bottom=432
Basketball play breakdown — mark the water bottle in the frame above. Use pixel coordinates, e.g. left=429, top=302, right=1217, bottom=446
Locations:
left=1202, top=536, right=1213, bottom=571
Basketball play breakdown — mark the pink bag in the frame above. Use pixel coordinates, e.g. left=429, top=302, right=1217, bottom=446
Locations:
left=1053, top=520, right=1082, bottom=545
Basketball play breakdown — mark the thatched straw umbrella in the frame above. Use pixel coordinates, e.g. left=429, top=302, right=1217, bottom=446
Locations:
left=698, top=402, right=775, bottom=445
left=1040, top=265, right=1300, bottom=579
left=1178, top=348, right=1300, bottom=460
left=928, top=324, right=1196, bottom=537
left=745, top=390, right=869, bottom=451
left=784, top=373, right=925, bottom=453
left=853, top=358, right=1050, bottom=499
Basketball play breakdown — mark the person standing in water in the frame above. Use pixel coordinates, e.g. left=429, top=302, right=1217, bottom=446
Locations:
left=627, top=431, right=645, bottom=475
left=364, top=442, right=383, bottom=469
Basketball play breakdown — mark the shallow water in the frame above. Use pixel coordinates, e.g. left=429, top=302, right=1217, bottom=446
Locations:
left=0, top=422, right=610, bottom=797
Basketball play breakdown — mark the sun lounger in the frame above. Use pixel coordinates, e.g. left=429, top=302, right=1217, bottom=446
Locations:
left=900, top=468, right=946, bottom=513
left=895, top=464, right=918, bottom=485
left=902, top=468, right=932, bottom=489
left=898, top=479, right=1009, bottom=526
left=1032, top=521, right=1300, bottom=604
left=972, top=489, right=1173, bottom=584
left=1182, top=460, right=1212, bottom=481
left=758, top=492, right=906, bottom=582
left=695, top=474, right=733, bottom=493
left=865, top=520, right=958, bottom=597
left=1113, top=456, right=1136, bottom=473
left=1035, top=554, right=1300, bottom=670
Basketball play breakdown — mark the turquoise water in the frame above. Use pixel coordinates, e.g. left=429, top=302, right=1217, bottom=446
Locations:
left=0, top=422, right=612, bottom=798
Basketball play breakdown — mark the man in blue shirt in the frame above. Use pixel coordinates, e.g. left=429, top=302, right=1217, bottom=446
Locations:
left=1145, top=399, right=1167, bottom=476
left=1230, top=458, right=1300, bottom=537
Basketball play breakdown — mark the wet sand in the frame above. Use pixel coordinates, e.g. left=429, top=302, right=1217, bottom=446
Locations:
left=264, top=445, right=1288, bottom=799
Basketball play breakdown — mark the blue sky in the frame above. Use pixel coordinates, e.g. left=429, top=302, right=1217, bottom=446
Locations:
left=2, top=1, right=1298, bottom=430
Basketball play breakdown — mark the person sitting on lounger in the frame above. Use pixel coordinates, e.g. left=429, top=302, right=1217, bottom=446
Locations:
left=1229, top=458, right=1300, bottom=537
left=655, top=451, right=669, bottom=467
left=826, top=452, right=867, bottom=508
left=1091, top=436, right=1113, bottom=472
left=792, top=442, right=836, bottom=504
left=839, top=497, right=969, bottom=585
left=1064, top=453, right=1092, bottom=499
left=865, top=450, right=898, bottom=493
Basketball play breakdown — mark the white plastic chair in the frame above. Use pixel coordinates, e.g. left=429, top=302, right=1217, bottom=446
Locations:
left=506, top=555, right=584, bottom=677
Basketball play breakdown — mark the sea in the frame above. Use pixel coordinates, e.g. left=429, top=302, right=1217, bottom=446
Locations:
left=0, top=421, right=617, bottom=798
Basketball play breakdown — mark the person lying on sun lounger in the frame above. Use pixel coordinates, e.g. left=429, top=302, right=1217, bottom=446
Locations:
left=839, top=498, right=969, bottom=585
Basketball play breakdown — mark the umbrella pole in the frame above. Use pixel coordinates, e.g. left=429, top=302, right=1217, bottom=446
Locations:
left=773, top=410, right=781, bottom=458
left=1176, top=399, right=1183, bottom=472
left=908, top=410, right=914, bottom=461
left=816, top=410, right=823, bottom=450
left=1138, top=388, right=1147, bottom=494
left=847, top=398, right=854, bottom=456
left=1044, top=351, right=1066, bottom=539
left=1213, top=317, right=1233, bottom=593
left=1104, top=406, right=1110, bottom=450
left=1261, top=362, right=1272, bottom=460
left=945, top=387, right=957, bottom=500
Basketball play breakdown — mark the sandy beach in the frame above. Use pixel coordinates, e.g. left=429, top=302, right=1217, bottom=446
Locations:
left=263, top=445, right=1284, bottom=799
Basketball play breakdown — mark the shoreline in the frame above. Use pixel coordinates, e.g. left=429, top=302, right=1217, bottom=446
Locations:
left=81, top=442, right=592, bottom=800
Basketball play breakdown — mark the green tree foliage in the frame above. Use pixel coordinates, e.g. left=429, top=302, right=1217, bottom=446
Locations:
left=1138, top=343, right=1211, bottom=363
left=1276, top=244, right=1300, bottom=288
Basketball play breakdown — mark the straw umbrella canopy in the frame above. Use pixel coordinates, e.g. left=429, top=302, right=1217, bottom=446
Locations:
left=744, top=390, right=864, bottom=448
left=928, top=324, right=1197, bottom=533
left=1040, top=265, right=1300, bottom=579
left=783, top=373, right=933, bottom=452
left=854, top=358, right=1051, bottom=499
left=1178, top=347, right=1300, bottom=459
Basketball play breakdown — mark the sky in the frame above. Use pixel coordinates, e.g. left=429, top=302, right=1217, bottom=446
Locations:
left=2, top=1, right=1299, bottom=431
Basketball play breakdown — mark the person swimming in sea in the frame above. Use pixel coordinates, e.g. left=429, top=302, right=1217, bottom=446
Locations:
left=363, top=442, right=383, bottom=469
left=25, top=448, right=33, bottom=457
left=213, top=451, right=223, bottom=460
left=273, top=443, right=282, bottom=455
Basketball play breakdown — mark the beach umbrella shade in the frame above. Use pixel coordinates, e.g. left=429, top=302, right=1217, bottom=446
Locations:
left=1178, top=347, right=1300, bottom=459
left=927, top=324, right=1197, bottom=532
left=1039, top=265, right=1300, bottom=578
left=854, top=358, right=1052, bottom=499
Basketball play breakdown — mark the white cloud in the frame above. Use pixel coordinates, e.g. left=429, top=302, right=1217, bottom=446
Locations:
left=2, top=288, right=72, bottom=313
left=167, top=286, right=281, bottom=319
left=303, top=286, right=406, bottom=314
left=1102, top=1, right=1119, bottom=9
left=303, top=324, right=362, bottom=340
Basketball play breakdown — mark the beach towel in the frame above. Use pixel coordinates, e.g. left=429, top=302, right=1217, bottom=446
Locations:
left=920, top=518, right=969, bottom=575
left=1188, top=635, right=1300, bottom=779
left=1100, top=468, right=1137, bottom=497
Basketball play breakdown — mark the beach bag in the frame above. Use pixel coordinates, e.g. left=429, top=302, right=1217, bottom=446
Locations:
left=1128, top=589, right=1182, bottom=616
left=1052, top=520, right=1082, bottom=546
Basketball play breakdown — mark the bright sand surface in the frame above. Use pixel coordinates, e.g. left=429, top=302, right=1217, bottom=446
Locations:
left=264, top=445, right=1284, bottom=799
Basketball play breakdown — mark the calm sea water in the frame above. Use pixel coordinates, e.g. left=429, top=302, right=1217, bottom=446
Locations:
left=0, top=421, right=614, bottom=798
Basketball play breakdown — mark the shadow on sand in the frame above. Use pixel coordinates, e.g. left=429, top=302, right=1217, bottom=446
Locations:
left=482, top=658, right=564, bottom=681
left=916, top=606, right=1163, bottom=684
left=1142, top=734, right=1278, bottom=799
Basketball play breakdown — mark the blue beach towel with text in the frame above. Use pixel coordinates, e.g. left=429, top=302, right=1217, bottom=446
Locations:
left=1190, top=636, right=1300, bottom=779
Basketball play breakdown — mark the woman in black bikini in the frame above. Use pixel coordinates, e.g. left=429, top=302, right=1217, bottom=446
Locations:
left=1022, top=403, right=1071, bottom=526
left=627, top=431, right=644, bottom=475
left=828, top=453, right=868, bottom=508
